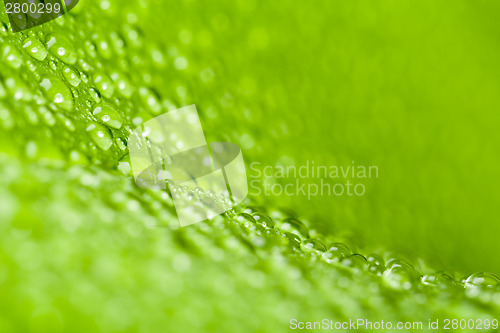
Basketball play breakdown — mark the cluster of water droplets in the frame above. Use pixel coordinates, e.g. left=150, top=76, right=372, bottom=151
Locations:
left=1, top=3, right=499, bottom=309
left=128, top=156, right=500, bottom=306
left=138, top=179, right=500, bottom=300
left=0, top=9, right=193, bottom=166
left=0, top=4, right=260, bottom=177
left=195, top=204, right=500, bottom=301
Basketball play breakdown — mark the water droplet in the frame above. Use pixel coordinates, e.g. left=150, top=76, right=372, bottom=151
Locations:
left=118, top=161, right=131, bottom=175
left=465, top=272, right=500, bottom=290
left=46, top=33, right=78, bottom=65
left=39, top=77, right=74, bottom=112
left=283, top=232, right=301, bottom=248
left=47, top=61, right=56, bottom=71
left=23, top=107, right=38, bottom=125
left=383, top=259, right=420, bottom=290
left=200, top=68, right=214, bottom=83
left=0, top=102, right=14, bottom=129
left=5, top=77, right=32, bottom=101
left=150, top=48, right=165, bottom=67
left=279, top=217, right=309, bottom=239
left=11, top=13, right=27, bottom=31
left=139, top=87, right=162, bottom=114
left=303, top=238, right=327, bottom=252
left=322, top=243, right=351, bottom=263
left=78, top=58, right=93, bottom=72
left=122, top=24, right=143, bottom=48
left=71, top=87, right=79, bottom=98
left=174, top=56, right=188, bottom=70
left=251, top=212, right=275, bottom=228
left=93, top=32, right=112, bottom=59
left=126, top=13, right=137, bottom=24
left=110, top=72, right=134, bottom=98
left=25, top=141, right=37, bottom=159
left=236, top=213, right=257, bottom=227
left=92, top=104, right=122, bottom=129
left=341, top=254, right=368, bottom=272
left=422, top=271, right=456, bottom=289
left=0, top=22, right=8, bottom=36
left=56, top=114, right=75, bottom=132
left=84, top=40, right=97, bottom=58
left=115, top=137, right=127, bottom=151
left=89, top=87, right=101, bottom=103
left=367, top=254, right=386, bottom=275
left=38, top=107, right=56, bottom=126
left=22, top=37, right=48, bottom=61
left=63, top=67, right=81, bottom=87
left=1, top=43, right=23, bottom=69
left=69, top=150, right=88, bottom=164
left=81, top=72, right=90, bottom=83
left=26, top=60, right=38, bottom=73
left=93, top=73, right=115, bottom=99
left=194, top=187, right=205, bottom=197
left=109, top=32, right=125, bottom=56
left=86, top=122, right=113, bottom=150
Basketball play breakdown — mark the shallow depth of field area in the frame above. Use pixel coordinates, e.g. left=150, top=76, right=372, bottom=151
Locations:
left=0, top=1, right=500, bottom=332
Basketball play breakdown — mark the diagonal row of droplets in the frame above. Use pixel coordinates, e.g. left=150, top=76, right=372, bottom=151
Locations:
left=163, top=182, right=500, bottom=306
